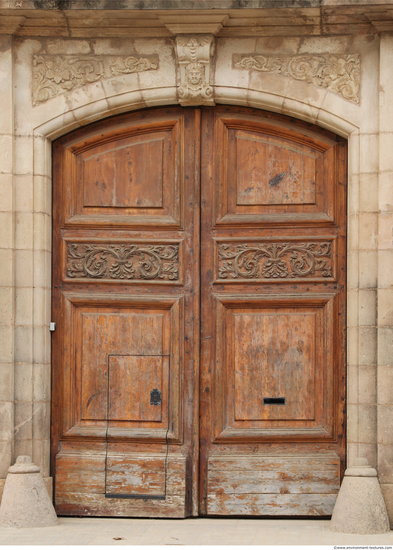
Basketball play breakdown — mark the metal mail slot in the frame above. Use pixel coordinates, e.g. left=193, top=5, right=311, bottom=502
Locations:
left=263, top=397, right=286, bottom=405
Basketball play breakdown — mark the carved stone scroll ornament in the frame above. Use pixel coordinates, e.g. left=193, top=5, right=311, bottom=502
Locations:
left=175, top=35, right=215, bottom=106
left=233, top=53, right=360, bottom=104
left=217, top=241, right=333, bottom=281
left=32, top=54, right=159, bottom=105
left=66, top=243, right=179, bottom=282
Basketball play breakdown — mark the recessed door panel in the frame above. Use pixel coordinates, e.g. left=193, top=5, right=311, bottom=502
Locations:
left=213, top=112, right=337, bottom=225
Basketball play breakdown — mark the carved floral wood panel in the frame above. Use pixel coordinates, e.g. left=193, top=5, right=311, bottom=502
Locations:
left=216, top=240, right=334, bottom=281
left=66, top=242, right=180, bottom=282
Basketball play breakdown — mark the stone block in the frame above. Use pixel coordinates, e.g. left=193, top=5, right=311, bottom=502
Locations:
left=0, top=250, right=13, bottom=288
left=378, top=406, right=393, bottom=445
left=0, top=213, right=13, bottom=249
left=15, top=212, right=33, bottom=251
left=15, top=288, right=33, bottom=326
left=0, top=441, right=12, bottom=479
left=14, top=136, right=33, bottom=176
left=32, top=287, right=50, bottom=328
left=14, top=364, right=33, bottom=403
left=0, top=174, right=13, bottom=213
left=14, top=326, right=33, bottom=364
left=14, top=402, right=33, bottom=442
left=381, top=483, right=393, bottom=528
left=33, top=364, right=51, bottom=402
left=33, top=327, right=50, bottom=364
left=378, top=444, right=393, bottom=484
left=33, top=438, right=50, bottom=477
left=0, top=403, right=13, bottom=441
left=378, top=289, right=393, bottom=327
left=358, top=212, right=378, bottom=250
left=378, top=172, right=393, bottom=213
left=347, top=251, right=359, bottom=289
left=14, top=175, right=33, bottom=213
left=379, top=212, right=393, bottom=251
left=379, top=132, right=393, bottom=173
left=47, top=39, right=92, bottom=55
left=359, top=173, right=378, bottom=213
left=358, top=327, right=377, bottom=366
left=358, top=289, right=376, bottom=326
left=0, top=135, right=13, bottom=175
left=359, top=251, right=377, bottom=289
left=359, top=133, right=379, bottom=174
left=32, top=250, right=50, bottom=289
left=33, top=213, right=51, bottom=252
left=347, top=289, right=358, bottom=329
left=15, top=250, right=33, bottom=288
left=347, top=403, right=359, bottom=444
left=378, top=327, right=393, bottom=366
left=0, top=288, right=13, bottom=322
left=0, top=365, right=13, bottom=402
left=33, top=176, right=51, bottom=216
left=32, top=402, right=50, bottom=441
left=347, top=214, right=359, bottom=251
left=357, top=404, right=377, bottom=443
left=378, top=366, right=393, bottom=405
left=347, top=365, right=358, bottom=403
left=358, top=367, right=377, bottom=405
left=0, top=326, right=13, bottom=363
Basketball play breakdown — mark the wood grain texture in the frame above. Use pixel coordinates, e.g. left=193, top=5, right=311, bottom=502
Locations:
left=52, top=106, right=346, bottom=518
left=199, top=106, right=346, bottom=516
left=52, top=107, right=200, bottom=518
left=55, top=449, right=187, bottom=516
left=207, top=454, right=340, bottom=515
left=235, top=131, right=318, bottom=206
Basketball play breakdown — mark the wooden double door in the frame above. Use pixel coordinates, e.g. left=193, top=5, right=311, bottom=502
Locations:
left=52, top=106, right=346, bottom=518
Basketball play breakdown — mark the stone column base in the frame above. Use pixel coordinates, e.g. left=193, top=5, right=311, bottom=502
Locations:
left=330, top=458, right=390, bottom=534
left=0, top=456, right=58, bottom=528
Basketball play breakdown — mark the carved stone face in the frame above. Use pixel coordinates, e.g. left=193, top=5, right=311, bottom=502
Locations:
left=186, top=62, right=204, bottom=87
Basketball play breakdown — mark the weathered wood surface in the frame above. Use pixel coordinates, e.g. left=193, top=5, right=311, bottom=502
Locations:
left=199, top=106, right=347, bottom=516
left=207, top=455, right=340, bottom=498
left=52, top=106, right=346, bottom=518
left=52, top=107, right=200, bottom=517
left=207, top=493, right=338, bottom=516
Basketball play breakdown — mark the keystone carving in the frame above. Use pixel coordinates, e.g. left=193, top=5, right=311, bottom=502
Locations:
left=32, top=54, right=159, bottom=105
left=233, top=53, right=360, bottom=104
left=175, top=35, right=215, bottom=106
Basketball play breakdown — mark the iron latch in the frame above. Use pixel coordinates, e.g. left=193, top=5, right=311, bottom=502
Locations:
left=150, top=389, right=162, bottom=406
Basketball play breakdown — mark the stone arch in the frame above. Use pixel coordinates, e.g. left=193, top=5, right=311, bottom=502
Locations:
left=26, top=83, right=363, bottom=488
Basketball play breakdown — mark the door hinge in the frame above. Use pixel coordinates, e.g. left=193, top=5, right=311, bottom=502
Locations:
left=49, top=322, right=56, bottom=332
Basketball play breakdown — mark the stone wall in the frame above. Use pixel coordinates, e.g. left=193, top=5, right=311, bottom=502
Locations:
left=0, top=15, right=392, bottom=522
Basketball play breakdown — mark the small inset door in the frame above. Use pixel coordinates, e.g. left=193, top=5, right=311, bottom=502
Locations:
left=51, top=106, right=346, bottom=518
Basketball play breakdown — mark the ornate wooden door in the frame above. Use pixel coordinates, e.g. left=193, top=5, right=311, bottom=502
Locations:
left=199, top=107, right=347, bottom=516
left=52, top=106, right=346, bottom=518
left=52, top=107, right=201, bottom=517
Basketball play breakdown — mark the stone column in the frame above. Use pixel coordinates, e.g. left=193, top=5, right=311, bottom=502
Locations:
left=13, top=38, right=52, bottom=478
left=0, top=35, right=15, bottom=490
left=378, top=31, right=393, bottom=526
left=347, top=35, right=380, bottom=471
